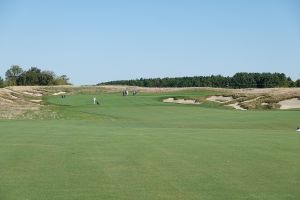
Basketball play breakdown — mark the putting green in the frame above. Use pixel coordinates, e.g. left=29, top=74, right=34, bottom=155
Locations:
left=0, top=91, right=299, bottom=200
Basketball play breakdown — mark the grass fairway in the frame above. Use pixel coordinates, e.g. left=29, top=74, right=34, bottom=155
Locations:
left=0, top=91, right=300, bottom=200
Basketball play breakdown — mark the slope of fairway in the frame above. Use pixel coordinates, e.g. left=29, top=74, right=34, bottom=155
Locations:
left=0, top=91, right=300, bottom=200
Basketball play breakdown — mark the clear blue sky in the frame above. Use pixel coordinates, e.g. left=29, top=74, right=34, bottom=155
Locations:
left=0, top=0, right=299, bottom=85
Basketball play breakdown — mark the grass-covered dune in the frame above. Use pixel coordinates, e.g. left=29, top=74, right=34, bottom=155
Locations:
left=0, top=90, right=300, bottom=200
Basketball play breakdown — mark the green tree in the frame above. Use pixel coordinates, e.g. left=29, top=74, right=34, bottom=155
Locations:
left=296, top=79, right=300, bottom=87
left=98, top=72, right=293, bottom=88
left=232, top=73, right=256, bottom=88
left=287, top=77, right=295, bottom=87
left=53, top=75, right=70, bottom=85
left=16, top=67, right=55, bottom=86
left=5, top=65, right=24, bottom=86
left=0, top=76, right=4, bottom=88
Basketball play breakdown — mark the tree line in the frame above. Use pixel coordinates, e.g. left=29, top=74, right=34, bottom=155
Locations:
left=0, top=65, right=70, bottom=88
left=99, top=72, right=300, bottom=88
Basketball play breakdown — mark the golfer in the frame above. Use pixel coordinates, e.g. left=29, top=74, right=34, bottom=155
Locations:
left=93, top=97, right=96, bottom=104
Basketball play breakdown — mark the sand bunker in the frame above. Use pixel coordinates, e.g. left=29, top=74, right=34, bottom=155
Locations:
left=206, top=95, right=233, bottom=103
left=53, top=91, right=66, bottom=96
left=30, top=100, right=42, bottom=103
left=243, top=96, right=264, bottom=103
left=23, top=91, right=43, bottom=97
left=278, top=98, right=300, bottom=110
left=226, top=103, right=247, bottom=111
left=163, top=98, right=201, bottom=105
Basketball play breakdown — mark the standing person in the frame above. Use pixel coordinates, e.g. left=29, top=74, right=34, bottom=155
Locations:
left=93, top=97, right=96, bottom=105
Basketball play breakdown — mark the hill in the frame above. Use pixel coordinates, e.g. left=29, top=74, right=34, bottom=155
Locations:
left=1, top=85, right=300, bottom=119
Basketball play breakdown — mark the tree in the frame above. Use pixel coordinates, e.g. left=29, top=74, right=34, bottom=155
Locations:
left=287, top=77, right=295, bottom=87
left=39, top=72, right=54, bottom=85
left=43, top=70, right=56, bottom=78
left=5, top=65, right=24, bottom=85
left=16, top=67, right=54, bottom=86
left=98, top=72, right=294, bottom=88
left=0, top=76, right=4, bottom=88
left=53, top=75, right=70, bottom=85
left=296, top=79, right=300, bottom=87
left=16, top=67, right=40, bottom=85
left=2, top=65, right=71, bottom=86
left=231, top=73, right=256, bottom=88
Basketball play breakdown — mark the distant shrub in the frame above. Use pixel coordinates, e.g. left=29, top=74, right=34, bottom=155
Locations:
left=0, top=76, right=4, bottom=88
left=3, top=65, right=71, bottom=86
left=296, top=79, right=300, bottom=87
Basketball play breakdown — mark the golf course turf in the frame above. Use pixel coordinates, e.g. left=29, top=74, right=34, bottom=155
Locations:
left=0, top=91, right=299, bottom=200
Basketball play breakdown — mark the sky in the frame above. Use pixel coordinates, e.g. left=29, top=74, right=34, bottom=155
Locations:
left=0, top=0, right=299, bottom=85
